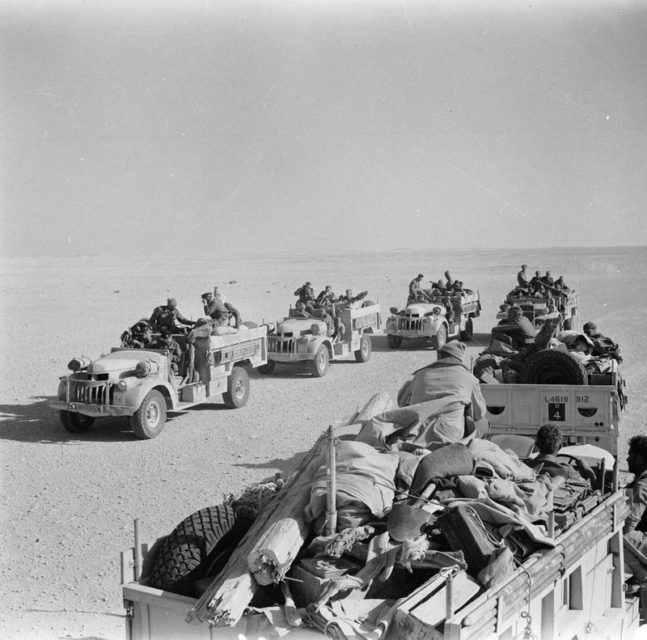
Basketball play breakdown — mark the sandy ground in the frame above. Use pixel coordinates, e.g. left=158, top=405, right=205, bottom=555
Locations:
left=1, top=247, right=645, bottom=640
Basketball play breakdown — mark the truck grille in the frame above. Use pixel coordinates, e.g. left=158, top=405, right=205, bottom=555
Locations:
left=67, top=380, right=113, bottom=405
left=268, top=336, right=294, bottom=353
left=398, top=317, right=422, bottom=331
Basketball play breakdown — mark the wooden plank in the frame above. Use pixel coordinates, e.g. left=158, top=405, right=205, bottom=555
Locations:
left=186, top=392, right=392, bottom=628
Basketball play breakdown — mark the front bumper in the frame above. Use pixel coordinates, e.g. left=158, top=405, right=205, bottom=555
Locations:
left=49, top=400, right=135, bottom=417
left=268, top=352, right=313, bottom=363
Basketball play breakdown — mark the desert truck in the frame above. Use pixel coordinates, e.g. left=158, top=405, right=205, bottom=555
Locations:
left=385, top=290, right=481, bottom=350
left=120, top=378, right=639, bottom=639
left=261, top=301, right=381, bottom=377
left=497, top=288, right=579, bottom=331
left=50, top=325, right=268, bottom=439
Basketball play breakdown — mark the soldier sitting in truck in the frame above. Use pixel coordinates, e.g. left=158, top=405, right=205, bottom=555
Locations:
left=294, top=281, right=316, bottom=313
left=201, top=291, right=241, bottom=328
left=315, top=285, right=338, bottom=308
left=121, top=319, right=153, bottom=349
left=622, top=436, right=647, bottom=589
left=492, top=305, right=537, bottom=350
left=408, top=274, right=432, bottom=303
left=583, top=321, right=623, bottom=363
left=524, top=423, right=595, bottom=487
left=149, top=298, right=195, bottom=333
left=153, top=327, right=183, bottom=375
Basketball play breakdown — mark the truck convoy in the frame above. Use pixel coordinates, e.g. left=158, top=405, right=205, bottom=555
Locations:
left=50, top=325, right=269, bottom=439
left=497, top=288, right=579, bottom=331
left=120, top=361, right=637, bottom=639
left=385, top=290, right=481, bottom=350
left=262, top=301, right=381, bottom=377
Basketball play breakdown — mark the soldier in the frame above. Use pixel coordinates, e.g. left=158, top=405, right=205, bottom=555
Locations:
left=315, top=285, right=337, bottom=308
left=154, top=327, right=183, bottom=374
left=149, top=298, right=194, bottom=333
left=408, top=274, right=431, bottom=303
left=529, top=270, right=544, bottom=294
left=201, top=291, right=241, bottom=328
left=294, top=282, right=316, bottom=312
left=493, top=305, right=537, bottom=350
left=583, top=321, right=623, bottom=363
left=622, top=436, right=647, bottom=589
left=517, top=264, right=529, bottom=287
left=121, top=319, right=153, bottom=348
left=293, top=300, right=312, bottom=318
left=397, top=341, right=488, bottom=442
left=213, top=287, right=242, bottom=328
left=542, top=270, right=555, bottom=287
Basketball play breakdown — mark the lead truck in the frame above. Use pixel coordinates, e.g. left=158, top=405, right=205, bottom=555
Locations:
left=50, top=326, right=268, bottom=439
left=120, top=364, right=640, bottom=639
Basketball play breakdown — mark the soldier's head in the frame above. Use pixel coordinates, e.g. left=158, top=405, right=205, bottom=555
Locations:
left=545, top=270, right=552, bottom=277
left=508, top=305, right=523, bottom=320
left=167, top=298, right=177, bottom=309
left=160, top=328, right=173, bottom=344
left=201, top=292, right=213, bottom=303
left=583, top=321, right=599, bottom=338
left=417, top=274, right=424, bottom=281
left=628, top=436, right=647, bottom=476
left=535, top=423, right=562, bottom=455
left=345, top=289, right=353, bottom=298
left=521, top=264, right=528, bottom=270
left=305, top=281, right=311, bottom=287
left=437, top=341, right=466, bottom=363
left=436, top=279, right=444, bottom=287
left=325, top=285, right=333, bottom=293
left=571, top=334, right=593, bottom=354
left=535, top=270, right=541, bottom=277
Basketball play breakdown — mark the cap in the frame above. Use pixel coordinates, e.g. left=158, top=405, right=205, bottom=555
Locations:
left=201, top=292, right=212, bottom=299
left=438, top=341, right=466, bottom=360
left=305, top=281, right=311, bottom=286
left=417, top=273, right=424, bottom=279
left=160, top=327, right=173, bottom=337
left=583, top=321, right=598, bottom=333
left=521, top=264, right=528, bottom=268
left=167, top=297, right=177, bottom=305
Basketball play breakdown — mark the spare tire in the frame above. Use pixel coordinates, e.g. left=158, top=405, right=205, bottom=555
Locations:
left=520, top=349, right=587, bottom=385
left=148, top=505, right=253, bottom=597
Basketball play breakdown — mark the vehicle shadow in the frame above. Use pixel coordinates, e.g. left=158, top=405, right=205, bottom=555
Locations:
left=0, top=397, right=180, bottom=443
left=370, top=334, right=433, bottom=352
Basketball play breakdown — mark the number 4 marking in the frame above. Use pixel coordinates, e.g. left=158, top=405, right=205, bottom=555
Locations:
left=548, top=403, right=566, bottom=421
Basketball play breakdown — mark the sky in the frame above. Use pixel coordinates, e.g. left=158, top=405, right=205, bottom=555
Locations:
left=1, top=0, right=647, bottom=257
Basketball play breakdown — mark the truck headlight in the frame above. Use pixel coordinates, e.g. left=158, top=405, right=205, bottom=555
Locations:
left=117, top=379, right=129, bottom=391
left=299, top=335, right=313, bottom=344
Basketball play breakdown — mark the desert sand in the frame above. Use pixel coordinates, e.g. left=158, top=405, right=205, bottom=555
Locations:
left=0, top=246, right=644, bottom=640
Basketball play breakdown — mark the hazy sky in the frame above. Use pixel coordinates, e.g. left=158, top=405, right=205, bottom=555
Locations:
left=2, top=0, right=646, bottom=257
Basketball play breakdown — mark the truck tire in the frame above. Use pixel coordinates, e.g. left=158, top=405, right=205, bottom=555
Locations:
left=354, top=335, right=372, bottom=363
left=309, top=345, right=330, bottom=377
left=258, top=361, right=276, bottom=375
left=387, top=334, right=402, bottom=349
left=460, top=317, right=474, bottom=342
left=131, top=390, right=167, bottom=439
left=432, top=324, right=448, bottom=351
left=60, top=411, right=94, bottom=434
left=520, top=350, right=587, bottom=385
left=223, top=366, right=250, bottom=408
left=148, top=505, right=253, bottom=597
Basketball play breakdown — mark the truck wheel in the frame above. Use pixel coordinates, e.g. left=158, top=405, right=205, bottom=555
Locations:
left=387, top=334, right=402, bottom=349
left=223, top=366, right=250, bottom=408
left=148, top=504, right=253, bottom=597
left=432, top=324, right=448, bottom=351
left=60, top=411, right=94, bottom=434
left=131, top=390, right=167, bottom=439
left=460, top=318, right=474, bottom=342
left=258, top=361, right=276, bottom=375
left=309, top=345, right=329, bottom=377
left=520, top=350, right=587, bottom=385
left=354, top=335, right=372, bottom=363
